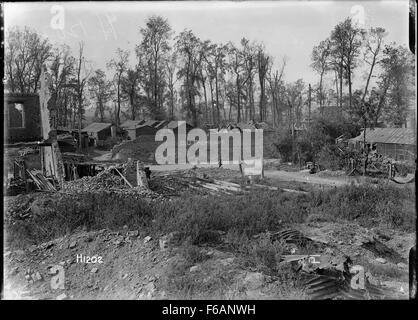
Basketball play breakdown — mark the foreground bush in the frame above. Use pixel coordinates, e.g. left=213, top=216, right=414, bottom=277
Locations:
left=5, top=192, right=153, bottom=248
left=151, top=190, right=310, bottom=243
left=308, top=182, right=415, bottom=231
left=5, top=181, right=415, bottom=249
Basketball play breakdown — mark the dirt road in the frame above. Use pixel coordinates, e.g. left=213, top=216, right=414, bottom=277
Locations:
left=147, top=163, right=353, bottom=187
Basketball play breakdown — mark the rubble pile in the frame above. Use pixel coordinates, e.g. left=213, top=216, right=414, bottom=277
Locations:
left=61, top=167, right=166, bottom=201
left=5, top=194, right=35, bottom=223
left=270, top=226, right=409, bottom=299
left=62, top=170, right=127, bottom=193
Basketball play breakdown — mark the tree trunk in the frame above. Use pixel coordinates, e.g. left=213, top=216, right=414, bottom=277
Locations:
left=339, top=64, right=343, bottom=109
left=348, top=66, right=352, bottom=110
left=236, top=74, right=241, bottom=123
left=215, top=74, right=220, bottom=124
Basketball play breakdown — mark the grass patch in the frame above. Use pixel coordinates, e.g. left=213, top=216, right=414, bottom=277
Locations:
left=150, top=189, right=310, bottom=244
left=308, top=182, right=415, bottom=231
left=5, top=181, right=414, bottom=250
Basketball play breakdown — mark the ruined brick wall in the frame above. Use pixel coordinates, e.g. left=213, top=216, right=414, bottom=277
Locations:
left=4, top=94, right=42, bottom=143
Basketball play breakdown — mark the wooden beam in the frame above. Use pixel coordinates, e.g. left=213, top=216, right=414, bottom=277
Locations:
left=114, top=167, right=133, bottom=188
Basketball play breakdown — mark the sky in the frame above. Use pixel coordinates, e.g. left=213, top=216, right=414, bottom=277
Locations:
left=4, top=0, right=411, bottom=85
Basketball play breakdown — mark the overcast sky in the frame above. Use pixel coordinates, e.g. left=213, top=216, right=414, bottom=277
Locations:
left=4, top=1, right=411, bottom=85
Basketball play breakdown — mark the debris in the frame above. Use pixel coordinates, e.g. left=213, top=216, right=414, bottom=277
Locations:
left=69, top=241, right=77, bottom=249
left=9, top=267, right=19, bottom=276
left=361, top=237, right=405, bottom=264
left=375, top=257, right=387, bottom=264
left=91, top=268, right=98, bottom=274
left=127, top=230, right=139, bottom=237
left=189, top=265, right=201, bottom=273
left=143, top=236, right=152, bottom=243
left=243, top=272, right=264, bottom=290
left=220, top=257, right=234, bottom=266
left=26, top=169, right=56, bottom=191
left=114, top=167, right=134, bottom=188
left=56, top=293, right=67, bottom=300
left=397, top=262, right=407, bottom=269
left=33, top=272, right=43, bottom=282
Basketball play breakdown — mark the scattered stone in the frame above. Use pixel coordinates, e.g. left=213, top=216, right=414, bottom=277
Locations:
left=69, top=241, right=77, bottom=249
left=32, top=272, right=43, bottom=282
left=14, top=250, right=24, bottom=256
left=4, top=251, right=11, bottom=257
left=25, top=274, right=31, bottom=281
left=397, top=262, right=407, bottom=269
left=149, top=275, right=156, bottom=282
left=220, top=257, right=234, bottom=266
left=243, top=272, right=265, bottom=290
left=9, top=267, right=19, bottom=276
left=143, top=236, right=152, bottom=243
left=127, top=230, right=139, bottom=237
left=190, top=265, right=201, bottom=273
left=91, top=267, right=98, bottom=274
left=376, top=257, right=387, bottom=264
left=56, top=293, right=67, bottom=300
left=59, top=261, right=66, bottom=266
left=114, top=239, right=123, bottom=246
left=122, top=274, right=128, bottom=280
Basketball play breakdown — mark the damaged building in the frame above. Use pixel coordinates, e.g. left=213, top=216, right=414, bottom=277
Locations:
left=4, top=93, right=42, bottom=143
left=349, top=127, right=416, bottom=162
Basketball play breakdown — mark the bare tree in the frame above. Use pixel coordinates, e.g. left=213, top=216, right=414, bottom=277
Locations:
left=311, top=39, right=331, bottom=113
left=122, top=68, right=141, bottom=120
left=107, top=48, right=129, bottom=127
left=68, top=42, right=92, bottom=149
left=49, top=44, right=76, bottom=127
left=88, top=69, right=113, bottom=122
left=137, top=15, right=172, bottom=118
left=257, top=46, right=270, bottom=121
left=267, top=57, right=286, bottom=127
left=165, top=53, right=179, bottom=120
left=361, top=27, right=387, bottom=103
left=5, top=26, right=53, bottom=93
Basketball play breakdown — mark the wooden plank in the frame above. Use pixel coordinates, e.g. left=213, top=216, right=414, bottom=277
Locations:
left=114, top=167, right=133, bottom=188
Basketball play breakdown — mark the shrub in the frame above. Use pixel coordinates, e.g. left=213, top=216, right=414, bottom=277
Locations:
left=308, top=182, right=415, bottom=231
left=151, top=190, right=309, bottom=243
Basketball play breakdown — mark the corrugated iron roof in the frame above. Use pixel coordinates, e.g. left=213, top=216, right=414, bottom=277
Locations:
left=349, top=128, right=415, bottom=145
left=120, top=119, right=145, bottom=128
left=81, top=122, right=112, bottom=133
left=153, top=120, right=169, bottom=129
left=167, top=121, right=192, bottom=129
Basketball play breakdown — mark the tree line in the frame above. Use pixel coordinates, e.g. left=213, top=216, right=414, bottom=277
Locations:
left=5, top=16, right=414, bottom=131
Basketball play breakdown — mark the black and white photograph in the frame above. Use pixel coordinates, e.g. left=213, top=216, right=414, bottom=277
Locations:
left=2, top=0, right=416, bottom=303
